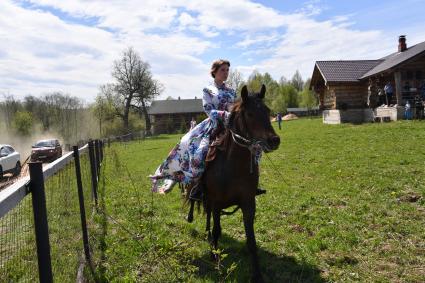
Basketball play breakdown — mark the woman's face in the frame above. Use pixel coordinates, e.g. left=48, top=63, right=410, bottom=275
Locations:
left=214, top=64, right=229, bottom=82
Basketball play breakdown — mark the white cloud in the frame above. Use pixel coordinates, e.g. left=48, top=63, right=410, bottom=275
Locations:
left=1, top=0, right=424, bottom=103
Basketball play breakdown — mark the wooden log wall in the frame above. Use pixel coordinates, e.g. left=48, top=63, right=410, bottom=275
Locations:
left=331, top=82, right=368, bottom=109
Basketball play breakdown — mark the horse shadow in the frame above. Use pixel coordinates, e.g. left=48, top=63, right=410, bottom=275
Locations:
left=190, top=233, right=326, bottom=283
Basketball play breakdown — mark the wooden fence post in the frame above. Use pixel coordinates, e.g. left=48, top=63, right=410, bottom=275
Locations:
left=29, top=162, right=53, bottom=283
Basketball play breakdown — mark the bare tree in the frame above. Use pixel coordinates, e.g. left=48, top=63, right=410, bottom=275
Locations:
left=227, top=69, right=244, bottom=93
left=133, top=77, right=163, bottom=136
left=101, top=47, right=161, bottom=134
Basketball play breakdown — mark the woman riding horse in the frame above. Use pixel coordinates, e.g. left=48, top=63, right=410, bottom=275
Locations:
left=149, top=59, right=265, bottom=198
left=203, top=84, right=280, bottom=282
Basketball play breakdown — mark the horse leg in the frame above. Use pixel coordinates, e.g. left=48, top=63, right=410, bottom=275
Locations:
left=205, top=202, right=212, bottom=241
left=211, top=208, right=221, bottom=261
left=186, top=200, right=195, bottom=223
left=242, top=201, right=263, bottom=283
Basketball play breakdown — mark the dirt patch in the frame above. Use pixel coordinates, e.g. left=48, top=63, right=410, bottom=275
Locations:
left=398, top=192, right=421, bottom=203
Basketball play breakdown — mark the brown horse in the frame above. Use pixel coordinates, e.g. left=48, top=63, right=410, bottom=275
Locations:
left=189, top=84, right=280, bottom=282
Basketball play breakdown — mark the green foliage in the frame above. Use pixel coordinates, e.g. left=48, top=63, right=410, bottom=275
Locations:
left=245, top=70, right=305, bottom=114
left=96, top=119, right=425, bottom=282
left=299, top=88, right=317, bottom=109
left=12, top=110, right=33, bottom=135
left=290, top=70, right=304, bottom=91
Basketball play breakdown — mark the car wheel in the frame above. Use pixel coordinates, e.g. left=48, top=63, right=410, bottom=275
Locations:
left=14, top=162, right=21, bottom=176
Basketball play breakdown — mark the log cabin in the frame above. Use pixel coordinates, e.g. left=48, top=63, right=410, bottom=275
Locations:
left=310, top=36, right=425, bottom=123
left=147, top=97, right=205, bottom=134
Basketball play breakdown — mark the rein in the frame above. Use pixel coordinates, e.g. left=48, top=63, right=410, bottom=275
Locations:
left=228, top=128, right=263, bottom=174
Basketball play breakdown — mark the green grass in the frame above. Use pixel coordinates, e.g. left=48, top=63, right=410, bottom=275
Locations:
left=0, top=154, right=97, bottom=282
left=95, top=118, right=425, bottom=282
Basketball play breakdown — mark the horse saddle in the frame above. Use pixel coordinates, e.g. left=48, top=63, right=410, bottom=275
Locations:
left=206, top=122, right=228, bottom=163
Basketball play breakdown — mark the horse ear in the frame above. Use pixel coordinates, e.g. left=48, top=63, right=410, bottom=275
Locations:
left=259, top=84, right=266, bottom=99
left=241, top=85, right=248, bottom=103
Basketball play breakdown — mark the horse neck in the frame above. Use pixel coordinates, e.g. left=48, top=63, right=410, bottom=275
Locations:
left=225, top=122, right=257, bottom=167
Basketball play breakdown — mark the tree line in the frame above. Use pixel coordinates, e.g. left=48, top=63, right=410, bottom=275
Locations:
left=0, top=93, right=96, bottom=144
left=1, top=47, right=317, bottom=143
left=227, top=69, right=317, bottom=115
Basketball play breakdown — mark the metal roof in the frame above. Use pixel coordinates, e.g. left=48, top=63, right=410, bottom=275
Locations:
left=315, top=60, right=383, bottom=83
left=148, top=98, right=203, bottom=115
left=361, top=41, right=425, bottom=78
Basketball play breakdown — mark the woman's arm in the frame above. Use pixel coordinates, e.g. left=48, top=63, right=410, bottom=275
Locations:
left=203, top=88, right=229, bottom=123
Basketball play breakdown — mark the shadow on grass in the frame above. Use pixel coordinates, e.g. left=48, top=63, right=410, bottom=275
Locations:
left=191, top=234, right=326, bottom=283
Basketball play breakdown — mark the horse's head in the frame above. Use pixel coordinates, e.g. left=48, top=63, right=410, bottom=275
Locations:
left=229, top=84, right=280, bottom=152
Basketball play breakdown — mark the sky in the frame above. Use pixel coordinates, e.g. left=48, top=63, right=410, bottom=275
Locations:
left=1, top=0, right=425, bottom=103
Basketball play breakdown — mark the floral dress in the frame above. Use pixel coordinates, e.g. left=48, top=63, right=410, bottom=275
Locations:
left=150, top=83, right=236, bottom=193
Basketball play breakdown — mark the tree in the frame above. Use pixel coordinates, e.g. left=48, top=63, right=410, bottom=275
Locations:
left=291, top=70, right=304, bottom=92
left=101, top=47, right=162, bottom=134
left=13, top=111, right=33, bottom=136
left=227, top=69, right=244, bottom=94
left=132, top=76, right=163, bottom=136
left=93, top=94, right=116, bottom=137
left=299, top=89, right=317, bottom=111
left=299, top=78, right=317, bottom=113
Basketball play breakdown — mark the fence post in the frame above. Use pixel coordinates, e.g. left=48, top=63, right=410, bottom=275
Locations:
left=29, top=162, right=53, bottom=283
left=95, top=140, right=100, bottom=175
left=99, top=140, right=103, bottom=163
left=73, top=146, right=91, bottom=265
left=88, top=141, right=98, bottom=206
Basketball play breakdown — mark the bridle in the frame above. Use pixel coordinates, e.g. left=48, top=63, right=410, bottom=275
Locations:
left=227, top=107, right=272, bottom=173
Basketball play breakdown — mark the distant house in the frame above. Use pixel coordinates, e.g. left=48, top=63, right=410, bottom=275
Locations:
left=148, top=97, right=204, bottom=134
left=310, top=35, right=425, bottom=123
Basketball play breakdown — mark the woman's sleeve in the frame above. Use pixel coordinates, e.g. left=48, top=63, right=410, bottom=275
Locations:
left=203, top=88, right=229, bottom=124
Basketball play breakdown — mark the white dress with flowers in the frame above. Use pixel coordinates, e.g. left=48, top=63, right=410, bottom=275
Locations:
left=150, top=83, right=236, bottom=193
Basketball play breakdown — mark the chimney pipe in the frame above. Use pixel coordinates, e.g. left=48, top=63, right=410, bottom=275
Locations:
left=398, top=35, right=407, bottom=52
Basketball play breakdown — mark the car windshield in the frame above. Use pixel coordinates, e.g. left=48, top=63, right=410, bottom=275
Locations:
left=34, top=140, right=55, bottom=147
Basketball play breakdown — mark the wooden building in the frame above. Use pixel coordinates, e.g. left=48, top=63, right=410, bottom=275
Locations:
left=310, top=36, right=425, bottom=123
left=148, top=97, right=205, bottom=135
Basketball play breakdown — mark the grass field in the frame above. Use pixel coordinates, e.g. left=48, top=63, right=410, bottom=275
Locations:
left=94, top=118, right=425, bottom=282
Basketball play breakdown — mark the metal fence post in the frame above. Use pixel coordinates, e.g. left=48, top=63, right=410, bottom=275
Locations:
left=73, top=146, right=91, bottom=265
left=94, top=140, right=100, bottom=176
left=99, top=140, right=103, bottom=163
left=29, top=162, right=53, bottom=283
left=88, top=141, right=98, bottom=206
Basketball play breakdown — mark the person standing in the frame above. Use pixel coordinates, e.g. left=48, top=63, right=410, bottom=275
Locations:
left=367, top=79, right=378, bottom=108
left=384, top=81, right=394, bottom=106
left=189, top=117, right=197, bottom=130
left=404, top=100, right=412, bottom=120
left=276, top=112, right=282, bottom=130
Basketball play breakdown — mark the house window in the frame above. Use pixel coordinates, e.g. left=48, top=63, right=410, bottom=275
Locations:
left=416, top=70, right=423, bottom=80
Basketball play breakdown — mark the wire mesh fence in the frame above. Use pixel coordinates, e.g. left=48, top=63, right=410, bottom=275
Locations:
left=0, top=192, right=38, bottom=282
left=44, top=158, right=84, bottom=281
left=0, top=140, right=103, bottom=282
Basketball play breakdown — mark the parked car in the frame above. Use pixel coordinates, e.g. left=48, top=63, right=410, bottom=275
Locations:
left=0, top=144, right=21, bottom=178
left=31, top=139, right=62, bottom=162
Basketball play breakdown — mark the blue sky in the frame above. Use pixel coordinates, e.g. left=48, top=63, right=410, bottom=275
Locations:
left=1, top=0, right=425, bottom=102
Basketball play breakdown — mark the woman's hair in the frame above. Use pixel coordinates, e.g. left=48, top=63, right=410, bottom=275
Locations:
left=210, top=59, right=230, bottom=78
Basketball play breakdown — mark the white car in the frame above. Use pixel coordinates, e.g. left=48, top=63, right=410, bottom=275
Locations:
left=0, top=144, right=21, bottom=178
